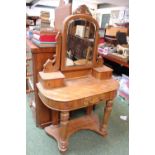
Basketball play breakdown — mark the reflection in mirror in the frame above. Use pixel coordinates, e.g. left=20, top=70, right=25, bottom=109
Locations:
left=65, top=19, right=96, bottom=66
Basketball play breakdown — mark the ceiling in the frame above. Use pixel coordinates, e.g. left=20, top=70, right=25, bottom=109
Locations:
left=26, top=0, right=129, bottom=8
left=26, top=0, right=34, bottom=3
left=75, top=0, right=128, bottom=6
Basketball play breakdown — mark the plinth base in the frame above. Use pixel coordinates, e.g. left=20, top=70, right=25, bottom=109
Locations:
left=45, top=113, right=108, bottom=152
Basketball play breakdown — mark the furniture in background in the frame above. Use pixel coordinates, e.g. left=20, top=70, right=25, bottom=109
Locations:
left=104, top=26, right=128, bottom=45
left=101, top=14, right=110, bottom=28
left=36, top=5, right=119, bottom=152
left=26, top=16, right=39, bottom=27
left=99, top=25, right=129, bottom=75
left=26, top=39, right=59, bottom=128
left=26, top=0, right=73, bottom=128
left=99, top=28, right=105, bottom=44
left=100, top=52, right=129, bottom=68
left=100, top=52, right=129, bottom=75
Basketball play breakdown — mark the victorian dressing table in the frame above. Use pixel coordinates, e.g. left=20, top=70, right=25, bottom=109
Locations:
left=37, top=5, right=119, bottom=152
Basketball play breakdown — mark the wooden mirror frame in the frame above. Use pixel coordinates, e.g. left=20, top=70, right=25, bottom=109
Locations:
left=61, top=14, right=99, bottom=71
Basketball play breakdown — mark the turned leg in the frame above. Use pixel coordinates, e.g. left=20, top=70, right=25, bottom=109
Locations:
left=58, top=111, right=69, bottom=152
left=101, top=100, right=113, bottom=135
left=86, top=106, right=93, bottom=115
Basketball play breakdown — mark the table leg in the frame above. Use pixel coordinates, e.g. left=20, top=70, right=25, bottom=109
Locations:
left=58, top=111, right=69, bottom=152
left=86, top=106, right=93, bottom=115
left=101, top=100, right=113, bottom=134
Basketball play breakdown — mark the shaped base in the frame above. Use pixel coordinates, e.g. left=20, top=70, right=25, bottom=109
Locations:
left=45, top=113, right=108, bottom=152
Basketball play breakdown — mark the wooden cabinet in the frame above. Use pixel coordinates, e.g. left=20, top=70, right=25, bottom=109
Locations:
left=26, top=39, right=57, bottom=128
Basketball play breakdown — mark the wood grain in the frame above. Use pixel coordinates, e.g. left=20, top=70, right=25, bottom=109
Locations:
left=37, top=77, right=119, bottom=111
left=92, top=66, right=113, bottom=80
left=26, top=39, right=57, bottom=127
left=28, top=5, right=119, bottom=153
left=45, top=113, right=108, bottom=152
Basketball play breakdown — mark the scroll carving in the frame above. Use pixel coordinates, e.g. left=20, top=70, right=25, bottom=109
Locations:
left=73, top=5, right=92, bottom=16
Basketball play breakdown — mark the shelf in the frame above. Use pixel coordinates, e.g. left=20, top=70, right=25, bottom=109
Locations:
left=69, top=34, right=94, bottom=42
left=100, top=53, right=129, bottom=68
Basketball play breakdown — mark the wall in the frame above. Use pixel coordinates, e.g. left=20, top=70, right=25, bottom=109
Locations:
left=96, top=7, right=129, bottom=27
left=26, top=2, right=98, bottom=28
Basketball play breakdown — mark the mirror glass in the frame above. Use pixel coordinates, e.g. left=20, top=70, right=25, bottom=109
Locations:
left=65, top=19, right=96, bottom=67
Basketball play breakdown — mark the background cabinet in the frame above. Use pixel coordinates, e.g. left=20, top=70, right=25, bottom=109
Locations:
left=26, top=39, right=57, bottom=128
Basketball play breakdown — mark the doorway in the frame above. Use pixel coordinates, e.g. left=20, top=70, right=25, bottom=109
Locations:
left=101, top=14, right=110, bottom=28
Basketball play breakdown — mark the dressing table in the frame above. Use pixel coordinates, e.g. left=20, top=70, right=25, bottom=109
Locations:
left=37, top=5, right=119, bottom=152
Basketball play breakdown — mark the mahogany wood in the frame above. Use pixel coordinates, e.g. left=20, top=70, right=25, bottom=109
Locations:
left=26, top=39, right=58, bottom=127
left=86, top=106, right=93, bottom=115
left=51, top=110, right=59, bottom=126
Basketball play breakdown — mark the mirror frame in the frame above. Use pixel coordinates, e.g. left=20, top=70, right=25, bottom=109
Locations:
left=61, top=14, right=99, bottom=71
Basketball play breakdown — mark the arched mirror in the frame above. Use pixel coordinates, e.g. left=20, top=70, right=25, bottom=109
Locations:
left=66, top=19, right=96, bottom=67
left=61, top=14, right=99, bottom=71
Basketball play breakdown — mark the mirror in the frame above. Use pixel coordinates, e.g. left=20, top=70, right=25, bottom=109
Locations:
left=65, top=19, right=96, bottom=67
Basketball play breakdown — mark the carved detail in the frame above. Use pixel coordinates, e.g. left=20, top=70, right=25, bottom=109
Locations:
left=60, top=112, right=69, bottom=125
left=99, top=94, right=105, bottom=101
left=43, top=32, right=61, bottom=73
left=43, top=59, right=55, bottom=73
left=73, top=5, right=92, bottom=16
left=106, top=100, right=113, bottom=109
left=92, top=96, right=100, bottom=103
left=58, top=140, right=68, bottom=152
left=84, top=96, right=100, bottom=106
left=95, top=55, right=103, bottom=67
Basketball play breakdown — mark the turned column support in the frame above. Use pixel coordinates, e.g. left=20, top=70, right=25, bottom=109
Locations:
left=86, top=106, right=93, bottom=115
left=58, top=111, right=70, bottom=152
left=101, top=100, right=113, bottom=134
